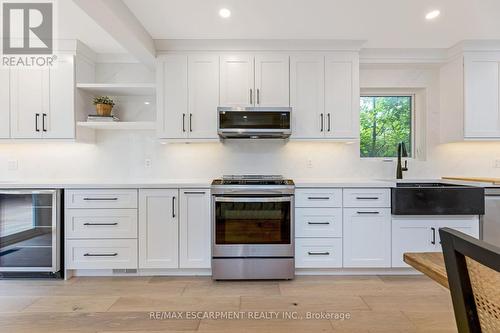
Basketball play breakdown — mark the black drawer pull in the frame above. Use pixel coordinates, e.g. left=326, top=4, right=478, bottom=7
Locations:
left=356, top=197, right=379, bottom=200
left=183, top=191, right=206, bottom=195
left=84, top=253, right=118, bottom=257
left=83, top=197, right=119, bottom=201
left=307, top=197, right=330, bottom=200
left=308, top=251, right=330, bottom=256
left=356, top=211, right=380, bottom=215
left=307, top=222, right=330, bottom=225
left=83, top=223, right=118, bottom=226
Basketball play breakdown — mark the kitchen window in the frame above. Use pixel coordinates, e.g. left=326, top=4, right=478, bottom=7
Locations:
left=360, top=95, right=414, bottom=158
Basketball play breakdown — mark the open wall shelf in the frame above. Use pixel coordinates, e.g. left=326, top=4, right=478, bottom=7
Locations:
left=77, top=121, right=156, bottom=131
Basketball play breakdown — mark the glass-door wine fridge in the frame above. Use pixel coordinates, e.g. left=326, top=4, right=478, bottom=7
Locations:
left=0, top=190, right=62, bottom=277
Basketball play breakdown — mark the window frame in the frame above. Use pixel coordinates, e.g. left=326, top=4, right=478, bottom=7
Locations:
left=359, top=92, right=417, bottom=160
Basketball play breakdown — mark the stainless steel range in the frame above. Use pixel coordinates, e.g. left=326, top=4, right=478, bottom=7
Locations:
left=211, top=175, right=295, bottom=280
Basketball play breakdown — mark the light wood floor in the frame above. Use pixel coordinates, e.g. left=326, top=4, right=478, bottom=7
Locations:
left=0, top=275, right=458, bottom=333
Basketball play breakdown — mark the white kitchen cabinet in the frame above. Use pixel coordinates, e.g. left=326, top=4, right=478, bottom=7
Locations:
left=464, top=54, right=500, bottom=138
left=0, top=68, right=9, bottom=138
left=45, top=56, right=75, bottom=139
left=139, top=189, right=179, bottom=269
left=10, top=57, right=75, bottom=139
left=157, top=55, right=188, bottom=139
left=188, top=55, right=219, bottom=139
left=295, top=188, right=343, bottom=208
left=440, top=51, right=500, bottom=141
left=295, top=238, right=343, bottom=268
left=324, top=53, right=359, bottom=139
left=254, top=55, right=289, bottom=106
left=179, top=189, right=211, bottom=268
left=295, top=208, right=343, bottom=238
left=290, top=55, right=325, bottom=139
left=10, top=68, right=48, bottom=138
left=290, top=53, right=359, bottom=140
left=157, top=54, right=219, bottom=140
left=343, top=208, right=391, bottom=268
left=220, top=54, right=289, bottom=107
left=392, top=216, right=480, bottom=267
left=220, top=55, right=255, bottom=107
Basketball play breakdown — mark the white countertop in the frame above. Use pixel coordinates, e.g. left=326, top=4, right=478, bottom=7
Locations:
left=0, top=178, right=493, bottom=189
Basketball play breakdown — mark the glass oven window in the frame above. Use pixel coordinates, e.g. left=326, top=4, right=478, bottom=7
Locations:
left=215, top=200, right=291, bottom=244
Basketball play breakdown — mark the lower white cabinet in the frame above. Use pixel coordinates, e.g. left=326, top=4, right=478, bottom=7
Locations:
left=295, top=238, right=342, bottom=268
left=343, top=208, right=391, bottom=268
left=179, top=190, right=211, bottom=268
left=392, top=215, right=480, bottom=267
left=138, top=188, right=211, bottom=269
left=65, top=239, right=138, bottom=270
left=295, top=208, right=342, bottom=238
left=139, top=189, right=179, bottom=269
left=65, top=209, right=138, bottom=239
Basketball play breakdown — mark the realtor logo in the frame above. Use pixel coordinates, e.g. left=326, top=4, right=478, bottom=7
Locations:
left=2, top=2, right=53, bottom=54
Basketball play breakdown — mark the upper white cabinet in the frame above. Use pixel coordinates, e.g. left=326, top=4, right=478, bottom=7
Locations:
left=157, top=54, right=219, bottom=140
left=254, top=55, right=290, bottom=106
left=220, top=54, right=289, bottom=107
left=0, top=68, right=9, bottom=138
left=10, top=56, right=75, bottom=139
left=139, top=189, right=179, bottom=269
left=464, top=53, right=500, bottom=138
left=290, top=55, right=325, bottom=138
left=220, top=55, right=254, bottom=107
left=290, top=53, right=359, bottom=140
left=440, top=51, right=500, bottom=141
left=179, top=189, right=211, bottom=268
left=325, top=54, right=359, bottom=139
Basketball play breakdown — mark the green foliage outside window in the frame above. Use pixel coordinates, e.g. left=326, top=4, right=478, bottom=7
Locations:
left=360, top=96, right=412, bottom=158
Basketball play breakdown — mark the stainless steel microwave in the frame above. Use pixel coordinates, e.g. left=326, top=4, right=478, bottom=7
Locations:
left=217, top=107, right=292, bottom=139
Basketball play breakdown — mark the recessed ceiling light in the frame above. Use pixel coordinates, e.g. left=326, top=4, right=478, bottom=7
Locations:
left=219, top=8, right=231, bottom=18
left=425, top=10, right=440, bottom=20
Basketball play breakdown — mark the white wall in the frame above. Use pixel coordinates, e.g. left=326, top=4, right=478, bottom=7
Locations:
left=1, top=63, right=500, bottom=182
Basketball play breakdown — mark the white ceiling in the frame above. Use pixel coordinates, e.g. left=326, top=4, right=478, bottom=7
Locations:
left=122, top=0, right=500, bottom=49
left=57, top=0, right=125, bottom=53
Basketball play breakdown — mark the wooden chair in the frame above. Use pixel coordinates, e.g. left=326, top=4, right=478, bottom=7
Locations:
left=440, top=227, right=500, bottom=333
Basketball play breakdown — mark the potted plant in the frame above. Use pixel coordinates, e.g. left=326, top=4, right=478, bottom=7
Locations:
left=93, top=96, right=115, bottom=116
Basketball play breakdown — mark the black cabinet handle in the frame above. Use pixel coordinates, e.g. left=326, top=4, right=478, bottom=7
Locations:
left=320, top=113, right=324, bottom=132
left=327, top=113, right=331, bottom=132
left=83, top=223, right=118, bottom=226
left=42, top=113, right=47, bottom=132
left=308, top=251, right=330, bottom=256
left=189, top=113, right=193, bottom=132
left=356, top=211, right=380, bottom=215
left=172, top=196, right=176, bottom=218
left=307, top=196, right=330, bottom=200
left=183, top=191, right=206, bottom=195
left=83, top=197, right=118, bottom=201
left=356, top=197, right=379, bottom=200
left=431, top=227, right=436, bottom=245
left=182, top=114, right=186, bottom=132
left=308, top=222, right=330, bottom=225
left=84, top=253, right=118, bottom=257
left=35, top=113, right=40, bottom=132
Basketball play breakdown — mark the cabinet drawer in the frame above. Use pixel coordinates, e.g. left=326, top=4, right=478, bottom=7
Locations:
left=296, top=208, right=342, bottom=238
left=65, top=189, right=138, bottom=209
left=65, top=239, right=138, bottom=269
left=295, top=189, right=342, bottom=208
left=295, top=238, right=342, bottom=268
left=65, top=209, right=138, bottom=239
left=343, top=188, right=390, bottom=208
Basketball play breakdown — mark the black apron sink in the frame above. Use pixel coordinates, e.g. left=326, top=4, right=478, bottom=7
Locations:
left=392, top=183, right=485, bottom=215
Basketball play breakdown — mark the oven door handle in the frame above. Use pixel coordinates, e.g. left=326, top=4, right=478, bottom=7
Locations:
left=214, top=196, right=292, bottom=203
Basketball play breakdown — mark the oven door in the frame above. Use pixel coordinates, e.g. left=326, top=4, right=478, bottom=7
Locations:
left=212, top=196, right=294, bottom=257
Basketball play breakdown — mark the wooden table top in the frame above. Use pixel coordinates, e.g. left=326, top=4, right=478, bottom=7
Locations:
left=442, top=176, right=500, bottom=185
left=403, top=252, right=449, bottom=289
